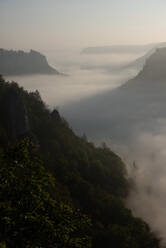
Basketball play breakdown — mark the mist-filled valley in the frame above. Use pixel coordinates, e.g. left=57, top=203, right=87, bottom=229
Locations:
left=4, top=46, right=166, bottom=245
left=60, top=47, right=166, bottom=245
left=2, top=0, right=166, bottom=247
left=5, top=50, right=141, bottom=107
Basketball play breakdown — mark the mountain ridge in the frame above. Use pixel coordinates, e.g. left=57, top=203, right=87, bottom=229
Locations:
left=81, top=42, right=166, bottom=54
left=62, top=46, right=166, bottom=144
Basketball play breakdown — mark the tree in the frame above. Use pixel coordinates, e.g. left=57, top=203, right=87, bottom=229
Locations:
left=0, top=139, right=91, bottom=248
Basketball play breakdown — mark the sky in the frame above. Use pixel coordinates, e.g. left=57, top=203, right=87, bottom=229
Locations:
left=1, top=0, right=166, bottom=51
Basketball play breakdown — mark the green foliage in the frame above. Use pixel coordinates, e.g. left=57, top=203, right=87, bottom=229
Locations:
left=0, top=139, right=91, bottom=248
left=0, top=77, right=161, bottom=247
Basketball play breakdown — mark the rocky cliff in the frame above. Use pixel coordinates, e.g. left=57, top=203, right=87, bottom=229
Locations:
left=0, top=49, right=60, bottom=75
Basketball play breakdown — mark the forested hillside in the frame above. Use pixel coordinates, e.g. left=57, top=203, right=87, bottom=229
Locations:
left=0, top=76, right=160, bottom=247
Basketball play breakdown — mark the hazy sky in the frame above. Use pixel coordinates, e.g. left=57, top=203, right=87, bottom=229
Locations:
left=1, top=0, right=166, bottom=51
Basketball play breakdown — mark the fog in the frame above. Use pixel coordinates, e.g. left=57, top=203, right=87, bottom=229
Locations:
left=3, top=0, right=166, bottom=245
left=6, top=50, right=140, bottom=107
left=100, top=127, right=166, bottom=246
left=5, top=47, right=166, bottom=244
left=125, top=130, right=166, bottom=246
left=62, top=109, right=166, bottom=245
left=57, top=48, right=166, bottom=245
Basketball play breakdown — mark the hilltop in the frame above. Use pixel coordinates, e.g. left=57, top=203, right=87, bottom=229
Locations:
left=0, top=49, right=60, bottom=76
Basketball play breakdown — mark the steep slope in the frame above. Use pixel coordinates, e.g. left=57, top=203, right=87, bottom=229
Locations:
left=122, top=48, right=155, bottom=71
left=122, top=42, right=166, bottom=71
left=0, top=76, right=160, bottom=247
left=0, top=49, right=60, bottom=75
left=62, top=47, right=166, bottom=144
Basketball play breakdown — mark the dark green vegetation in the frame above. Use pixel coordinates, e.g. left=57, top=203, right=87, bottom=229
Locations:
left=0, top=49, right=60, bottom=76
left=0, top=139, right=91, bottom=248
left=0, top=76, right=160, bottom=247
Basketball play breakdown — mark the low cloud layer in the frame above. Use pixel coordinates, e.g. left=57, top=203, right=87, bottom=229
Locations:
left=6, top=50, right=139, bottom=108
left=125, top=129, right=166, bottom=246
left=6, top=48, right=166, bottom=243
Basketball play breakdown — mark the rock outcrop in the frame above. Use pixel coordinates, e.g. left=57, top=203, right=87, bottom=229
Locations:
left=51, top=109, right=61, bottom=122
left=0, top=49, right=60, bottom=75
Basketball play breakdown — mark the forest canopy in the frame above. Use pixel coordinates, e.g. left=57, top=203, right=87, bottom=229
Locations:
left=0, top=76, right=161, bottom=248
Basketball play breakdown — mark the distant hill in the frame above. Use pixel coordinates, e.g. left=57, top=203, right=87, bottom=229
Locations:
left=81, top=42, right=166, bottom=54
left=62, top=47, right=166, bottom=144
left=123, top=47, right=166, bottom=87
left=0, top=49, right=60, bottom=76
left=123, top=43, right=166, bottom=71
left=121, top=48, right=155, bottom=71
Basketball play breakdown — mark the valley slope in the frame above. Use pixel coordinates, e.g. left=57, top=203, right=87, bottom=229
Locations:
left=0, top=76, right=160, bottom=247
left=62, top=47, right=166, bottom=145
